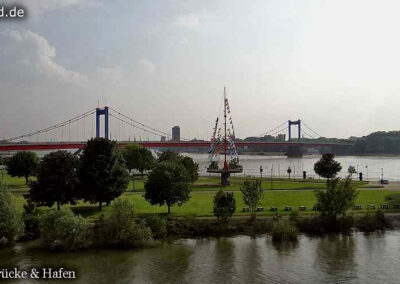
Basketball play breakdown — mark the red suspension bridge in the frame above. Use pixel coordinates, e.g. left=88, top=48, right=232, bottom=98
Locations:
left=0, top=105, right=352, bottom=152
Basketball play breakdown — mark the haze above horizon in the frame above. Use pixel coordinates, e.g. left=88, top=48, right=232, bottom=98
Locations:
left=1, top=0, right=399, bottom=140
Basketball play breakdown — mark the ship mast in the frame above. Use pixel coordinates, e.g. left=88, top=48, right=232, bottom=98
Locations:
left=223, top=86, right=228, bottom=170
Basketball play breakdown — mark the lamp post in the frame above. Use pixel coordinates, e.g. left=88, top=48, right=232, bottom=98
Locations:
left=260, top=165, right=263, bottom=179
left=293, top=165, right=296, bottom=181
left=271, top=165, right=273, bottom=190
left=381, top=168, right=384, bottom=185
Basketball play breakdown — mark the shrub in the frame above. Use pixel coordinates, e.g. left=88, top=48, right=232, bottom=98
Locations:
left=297, top=216, right=354, bottom=235
left=289, top=210, right=299, bottom=223
left=271, top=220, right=298, bottom=242
left=213, top=190, right=236, bottom=222
left=39, top=209, right=92, bottom=251
left=356, top=210, right=390, bottom=232
left=145, top=215, right=167, bottom=239
left=96, top=198, right=153, bottom=248
left=21, top=200, right=40, bottom=241
left=0, top=183, right=23, bottom=247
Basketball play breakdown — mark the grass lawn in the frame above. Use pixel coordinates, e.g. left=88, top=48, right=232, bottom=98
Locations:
left=3, top=170, right=398, bottom=218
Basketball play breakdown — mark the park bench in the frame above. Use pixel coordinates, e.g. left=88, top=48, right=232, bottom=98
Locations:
left=380, top=204, right=389, bottom=210
left=256, top=207, right=264, bottom=212
left=394, top=204, right=400, bottom=209
left=284, top=206, right=292, bottom=211
left=312, top=205, right=320, bottom=211
left=353, top=205, right=362, bottom=210
left=367, top=204, right=375, bottom=210
left=299, top=206, right=307, bottom=211
left=242, top=207, right=250, bottom=212
left=270, top=207, right=278, bottom=212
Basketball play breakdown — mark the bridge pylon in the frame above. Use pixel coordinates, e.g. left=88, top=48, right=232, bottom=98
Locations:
left=96, top=106, right=109, bottom=139
left=288, top=120, right=301, bottom=142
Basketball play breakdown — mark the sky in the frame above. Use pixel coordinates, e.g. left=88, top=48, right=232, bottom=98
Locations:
left=1, top=0, right=400, bottom=141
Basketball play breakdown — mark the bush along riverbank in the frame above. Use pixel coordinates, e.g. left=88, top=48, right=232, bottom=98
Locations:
left=1, top=201, right=396, bottom=252
left=0, top=187, right=395, bottom=252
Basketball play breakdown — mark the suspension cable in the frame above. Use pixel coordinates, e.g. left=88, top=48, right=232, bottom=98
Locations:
left=257, top=121, right=287, bottom=137
left=6, top=108, right=96, bottom=141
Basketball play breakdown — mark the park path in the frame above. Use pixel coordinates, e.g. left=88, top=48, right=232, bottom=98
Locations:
left=381, top=181, right=400, bottom=190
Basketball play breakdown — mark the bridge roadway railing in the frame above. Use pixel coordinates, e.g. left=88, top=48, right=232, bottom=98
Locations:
left=0, top=141, right=353, bottom=151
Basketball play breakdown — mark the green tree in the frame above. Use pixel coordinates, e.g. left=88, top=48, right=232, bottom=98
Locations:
left=28, top=151, right=79, bottom=210
left=157, top=151, right=179, bottom=162
left=0, top=182, right=23, bottom=246
left=5, top=151, right=39, bottom=184
left=78, top=138, right=129, bottom=210
left=145, top=161, right=191, bottom=214
left=180, top=156, right=199, bottom=182
left=240, top=179, right=264, bottom=218
left=314, top=177, right=358, bottom=219
left=122, top=143, right=155, bottom=178
left=213, top=190, right=236, bottom=222
left=157, top=151, right=199, bottom=182
left=348, top=165, right=357, bottom=177
left=314, top=153, right=342, bottom=179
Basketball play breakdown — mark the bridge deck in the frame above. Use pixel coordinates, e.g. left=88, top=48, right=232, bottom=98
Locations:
left=0, top=141, right=352, bottom=151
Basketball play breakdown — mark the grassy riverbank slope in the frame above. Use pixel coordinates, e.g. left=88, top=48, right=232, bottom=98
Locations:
left=3, top=170, right=398, bottom=218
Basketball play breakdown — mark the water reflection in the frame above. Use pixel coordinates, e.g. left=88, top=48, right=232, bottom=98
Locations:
left=2, top=232, right=400, bottom=283
left=211, top=238, right=236, bottom=283
left=314, top=235, right=356, bottom=281
left=239, top=237, right=264, bottom=283
left=139, top=242, right=193, bottom=284
left=271, top=239, right=299, bottom=255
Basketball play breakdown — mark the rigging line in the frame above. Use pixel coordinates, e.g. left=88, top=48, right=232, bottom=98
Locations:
left=7, top=109, right=96, bottom=141
left=108, top=107, right=172, bottom=137
left=302, top=121, right=322, bottom=137
left=257, top=121, right=287, bottom=137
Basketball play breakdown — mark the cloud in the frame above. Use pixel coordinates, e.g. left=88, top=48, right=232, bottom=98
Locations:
left=174, top=12, right=210, bottom=31
left=27, top=0, right=101, bottom=16
left=138, top=59, right=156, bottom=74
left=0, top=29, right=86, bottom=85
left=96, top=65, right=123, bottom=84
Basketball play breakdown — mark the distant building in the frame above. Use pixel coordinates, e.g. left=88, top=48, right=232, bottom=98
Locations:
left=161, top=136, right=166, bottom=142
left=277, top=134, right=286, bottom=141
left=172, top=126, right=180, bottom=141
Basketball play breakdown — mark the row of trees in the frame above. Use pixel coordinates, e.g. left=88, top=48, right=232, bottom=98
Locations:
left=213, top=153, right=359, bottom=223
left=3, top=138, right=198, bottom=213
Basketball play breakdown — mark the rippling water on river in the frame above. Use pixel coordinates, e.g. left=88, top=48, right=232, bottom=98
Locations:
left=1, top=232, right=400, bottom=283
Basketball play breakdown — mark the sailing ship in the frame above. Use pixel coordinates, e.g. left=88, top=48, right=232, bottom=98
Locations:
left=207, top=87, right=242, bottom=185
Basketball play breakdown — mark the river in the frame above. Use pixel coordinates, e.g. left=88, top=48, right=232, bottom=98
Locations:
left=1, top=231, right=400, bottom=283
left=184, top=153, right=400, bottom=181
left=5, top=150, right=400, bottom=181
